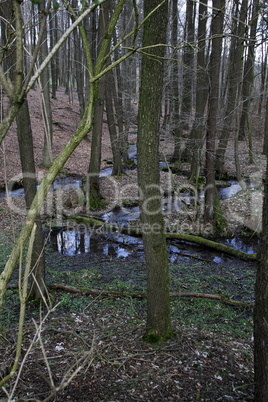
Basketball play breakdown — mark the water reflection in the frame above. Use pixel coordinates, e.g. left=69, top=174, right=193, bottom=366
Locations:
left=221, top=236, right=258, bottom=254
left=50, top=226, right=258, bottom=265
left=51, top=228, right=130, bottom=258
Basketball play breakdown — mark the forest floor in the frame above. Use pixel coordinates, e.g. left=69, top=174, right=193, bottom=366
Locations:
left=0, top=87, right=266, bottom=400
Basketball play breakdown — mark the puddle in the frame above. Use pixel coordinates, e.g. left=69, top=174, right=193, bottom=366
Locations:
left=210, top=236, right=259, bottom=264
left=220, top=236, right=259, bottom=254
left=49, top=223, right=258, bottom=266
left=50, top=228, right=132, bottom=258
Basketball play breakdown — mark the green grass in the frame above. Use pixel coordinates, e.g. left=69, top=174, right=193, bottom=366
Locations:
left=171, top=298, right=252, bottom=339
left=1, top=259, right=254, bottom=341
left=0, top=234, right=255, bottom=342
left=169, top=261, right=255, bottom=303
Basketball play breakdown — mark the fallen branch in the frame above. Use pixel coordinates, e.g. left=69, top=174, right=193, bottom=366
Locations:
left=48, top=283, right=146, bottom=299
left=48, top=283, right=253, bottom=309
left=71, top=215, right=257, bottom=261
left=167, top=233, right=257, bottom=261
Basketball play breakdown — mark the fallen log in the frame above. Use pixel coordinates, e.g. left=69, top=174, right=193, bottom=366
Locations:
left=48, top=283, right=253, bottom=309
left=6, top=282, right=253, bottom=308
left=167, top=233, right=257, bottom=261
left=71, top=215, right=257, bottom=261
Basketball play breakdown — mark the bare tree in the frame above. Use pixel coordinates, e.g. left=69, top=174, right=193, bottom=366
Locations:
left=137, top=0, right=175, bottom=344
left=254, top=149, right=268, bottom=400
left=0, top=0, right=135, bottom=318
left=188, top=0, right=209, bottom=182
left=86, top=1, right=109, bottom=208
left=238, top=0, right=260, bottom=141
left=0, top=0, right=46, bottom=300
left=38, top=0, right=53, bottom=168
left=204, top=0, right=225, bottom=225
left=71, top=0, right=85, bottom=117
left=216, top=0, right=248, bottom=177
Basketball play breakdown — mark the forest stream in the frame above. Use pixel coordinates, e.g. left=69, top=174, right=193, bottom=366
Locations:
left=0, top=151, right=260, bottom=264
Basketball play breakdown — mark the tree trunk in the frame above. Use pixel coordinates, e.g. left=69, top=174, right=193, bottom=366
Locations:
left=0, top=0, right=128, bottom=319
left=71, top=0, right=85, bottom=117
left=16, top=100, right=46, bottom=299
left=254, top=155, right=268, bottom=400
left=65, top=16, right=71, bottom=95
left=173, top=0, right=196, bottom=162
left=87, top=75, right=105, bottom=208
left=180, top=0, right=195, bottom=130
left=0, top=1, right=14, bottom=73
left=162, top=75, right=171, bottom=130
left=258, top=38, right=267, bottom=116
left=263, top=98, right=268, bottom=156
left=105, top=62, right=123, bottom=176
left=112, top=30, right=127, bottom=162
left=189, top=0, right=209, bottom=181
left=39, top=0, right=53, bottom=168
left=137, top=0, right=174, bottom=344
left=0, top=1, right=46, bottom=299
left=121, top=0, right=133, bottom=162
left=170, top=0, right=182, bottom=163
left=204, top=0, right=225, bottom=224
left=50, top=9, right=58, bottom=99
left=215, top=0, right=248, bottom=177
left=87, top=2, right=108, bottom=208
left=238, top=0, right=260, bottom=141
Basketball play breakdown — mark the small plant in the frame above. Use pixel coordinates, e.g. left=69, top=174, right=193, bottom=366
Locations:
left=191, top=175, right=206, bottom=186
left=122, top=199, right=139, bottom=208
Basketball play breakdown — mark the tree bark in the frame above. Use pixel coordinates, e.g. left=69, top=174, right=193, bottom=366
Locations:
left=263, top=98, right=268, bottom=156
left=173, top=0, right=196, bottom=162
left=170, top=0, right=182, bottom=162
left=189, top=0, right=209, bottom=181
left=254, top=156, right=268, bottom=400
left=0, top=0, right=130, bottom=319
left=238, top=0, right=260, bottom=141
left=258, top=40, right=267, bottom=117
left=137, top=0, right=174, bottom=344
left=71, top=0, right=85, bottom=117
left=16, top=101, right=46, bottom=299
left=112, top=30, right=127, bottom=162
left=180, top=0, right=195, bottom=130
left=204, top=0, right=225, bottom=224
left=50, top=8, right=58, bottom=99
left=86, top=2, right=108, bottom=208
left=215, top=0, right=248, bottom=177
left=105, top=62, right=123, bottom=176
left=121, top=0, right=133, bottom=162
left=1, top=1, right=46, bottom=299
left=39, top=0, right=53, bottom=168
